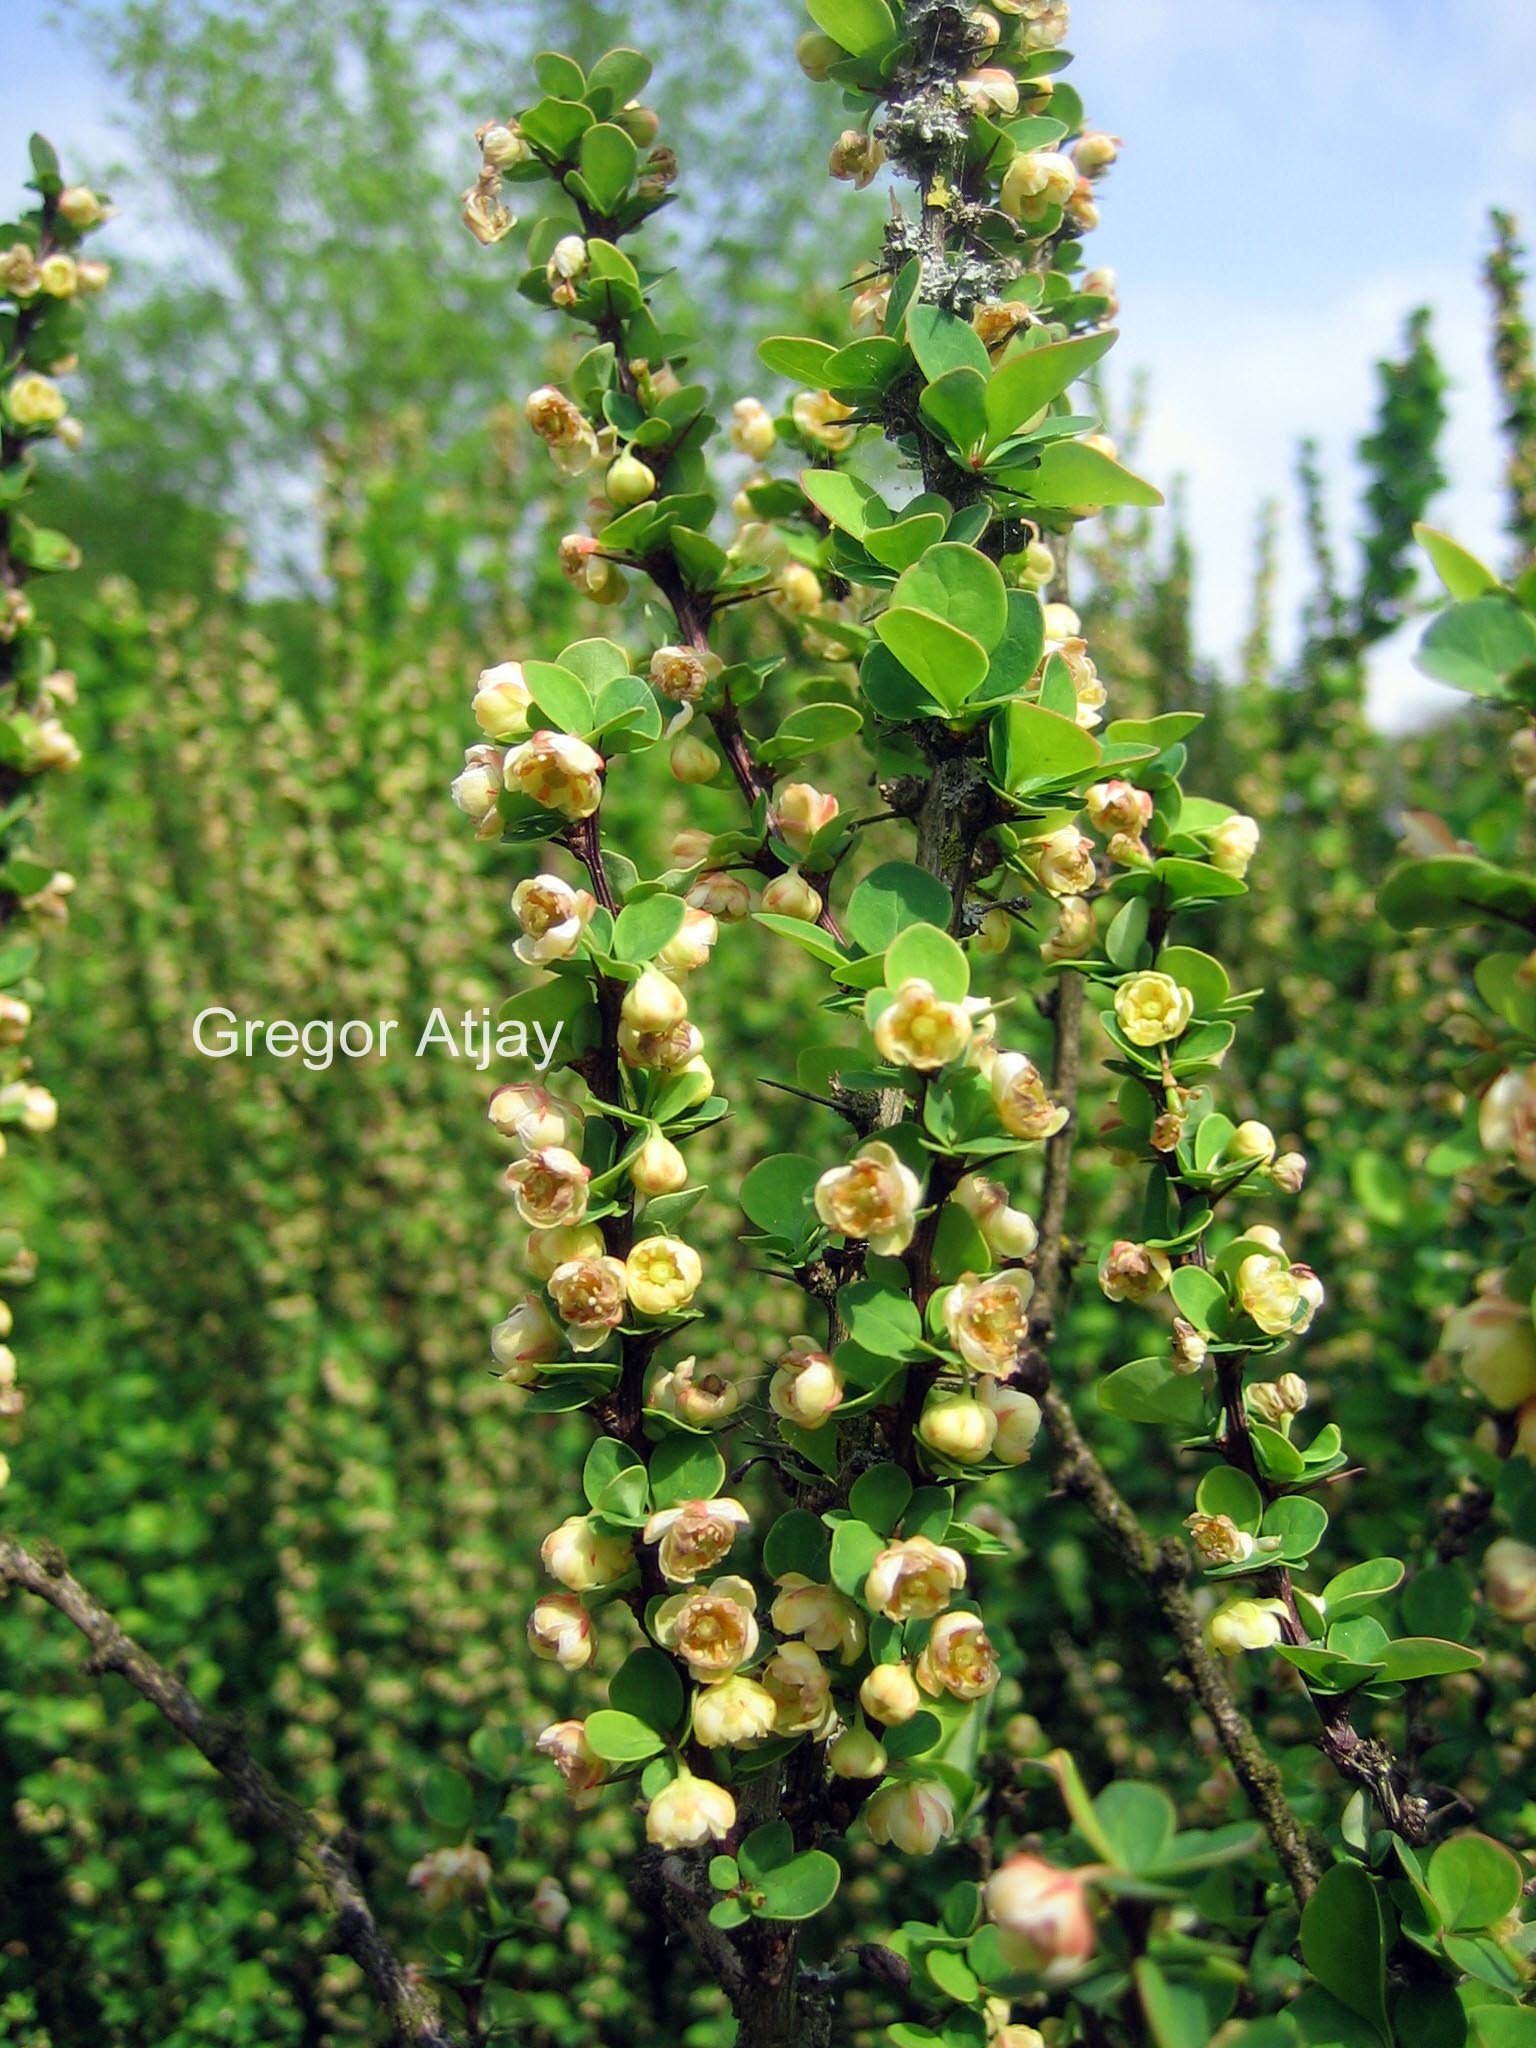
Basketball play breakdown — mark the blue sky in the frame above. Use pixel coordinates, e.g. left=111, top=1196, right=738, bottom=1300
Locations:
left=4, top=0, right=1534, bottom=722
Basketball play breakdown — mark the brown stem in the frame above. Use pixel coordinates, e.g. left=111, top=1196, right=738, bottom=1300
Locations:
left=0, top=1536, right=458, bottom=2048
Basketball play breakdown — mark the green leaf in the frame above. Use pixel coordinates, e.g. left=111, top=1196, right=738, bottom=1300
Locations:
left=805, top=0, right=899, bottom=58
left=919, top=366, right=991, bottom=456
left=1262, top=1496, right=1329, bottom=1560
left=846, top=862, right=954, bottom=953
left=1024, top=439, right=1164, bottom=509
left=735, top=1826, right=795, bottom=1878
left=1300, top=1863, right=1390, bottom=2039
left=1414, top=523, right=1500, bottom=600
left=1155, top=945, right=1229, bottom=1016
left=996, top=700, right=1102, bottom=792
left=585, top=1709, right=665, bottom=1764
left=1097, top=1357, right=1208, bottom=1430
left=984, top=329, right=1117, bottom=443
left=829, top=1517, right=887, bottom=1598
left=577, top=122, right=638, bottom=211
left=892, top=543, right=1009, bottom=650
left=647, top=1434, right=727, bottom=1509
left=1194, top=1466, right=1263, bottom=1533
left=1426, top=1833, right=1525, bottom=1933
left=583, top=1436, right=644, bottom=1510
left=1376, top=855, right=1536, bottom=936
left=1400, top=1565, right=1473, bottom=1643
left=1321, top=1558, right=1405, bottom=1620
left=874, top=606, right=990, bottom=711
left=758, top=335, right=836, bottom=383
left=739, top=1154, right=822, bottom=1242
left=421, top=1765, right=475, bottom=1829
left=1416, top=596, right=1536, bottom=699
left=836, top=1281, right=923, bottom=1358
left=848, top=1463, right=913, bottom=1536
left=1371, top=1637, right=1483, bottom=1682
left=753, top=1848, right=842, bottom=1921
left=609, top=1648, right=686, bottom=1735
left=754, top=913, right=849, bottom=966
left=523, top=659, right=595, bottom=734
left=611, top=893, right=687, bottom=963
left=1093, top=1781, right=1175, bottom=1873
left=762, top=1509, right=830, bottom=1580
left=799, top=467, right=884, bottom=535
left=756, top=700, right=863, bottom=765
left=1135, top=1959, right=1230, bottom=2048
left=884, top=921, right=968, bottom=999
left=1472, top=2010, right=1536, bottom=2048
left=907, top=302, right=992, bottom=381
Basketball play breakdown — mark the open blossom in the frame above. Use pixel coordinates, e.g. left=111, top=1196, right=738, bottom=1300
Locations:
left=619, top=1017, right=703, bottom=1072
left=771, top=1575, right=866, bottom=1663
left=762, top=1640, right=835, bottom=1734
left=1085, top=779, right=1154, bottom=837
left=1034, top=827, right=1097, bottom=898
left=536, top=1719, right=606, bottom=1801
left=769, top=1336, right=845, bottom=1428
left=472, top=661, right=534, bottom=738
left=865, top=1535, right=967, bottom=1622
left=1480, top=1067, right=1536, bottom=1180
left=462, top=176, right=514, bottom=245
left=645, top=1769, right=736, bottom=1848
left=815, top=1140, right=922, bottom=1254
left=944, top=1271, right=1035, bottom=1377
left=791, top=390, right=856, bottom=453
left=547, top=1255, right=629, bottom=1351
left=776, top=781, right=839, bottom=855
left=654, top=1575, right=759, bottom=1681
left=864, top=1779, right=956, bottom=1856
left=1012, top=0, right=1071, bottom=48
left=1114, top=971, right=1195, bottom=1048
left=829, top=128, right=885, bottom=187
left=1000, top=149, right=1077, bottom=223
left=490, top=1295, right=563, bottom=1381
left=875, top=978, right=979, bottom=1071
left=488, top=1082, right=582, bottom=1151
left=504, top=730, right=604, bottom=819
left=1235, top=1251, right=1323, bottom=1337
left=986, top=1856, right=1095, bottom=1971
left=625, top=1236, right=702, bottom=1317
left=981, top=1381, right=1044, bottom=1464
left=1208, top=1597, right=1288, bottom=1656
left=990, top=1051, right=1070, bottom=1141
left=860, top=1661, right=923, bottom=1724
left=648, top=1354, right=740, bottom=1427
left=917, top=1610, right=1000, bottom=1700
left=1099, top=1239, right=1172, bottom=1304
left=1185, top=1512, right=1256, bottom=1566
left=408, top=1846, right=492, bottom=1914
left=954, top=1174, right=1038, bottom=1260
left=502, top=1146, right=590, bottom=1227
left=528, top=1592, right=594, bottom=1670
left=525, top=384, right=601, bottom=473
left=541, top=1514, right=632, bottom=1592
left=650, top=643, right=722, bottom=704
left=1209, top=811, right=1260, bottom=879
left=1442, top=1279, right=1536, bottom=1410
left=692, top=1674, right=778, bottom=1748
left=919, top=1394, right=998, bottom=1463
left=1484, top=1537, right=1536, bottom=1622
left=511, top=875, right=596, bottom=966
left=958, top=65, right=1019, bottom=115
left=7, top=373, right=67, bottom=428
left=643, top=1497, right=750, bottom=1583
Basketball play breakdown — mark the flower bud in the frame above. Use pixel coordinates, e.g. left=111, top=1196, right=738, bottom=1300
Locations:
left=76, top=258, right=110, bottom=294
left=38, top=253, right=78, bottom=298
left=616, top=100, right=660, bottom=146
left=1248, top=1374, right=1308, bottom=1425
left=408, top=1846, right=492, bottom=1915
left=1443, top=1280, right=1536, bottom=1410
left=796, top=30, right=843, bottom=78
left=954, top=1173, right=1039, bottom=1260
left=529, top=1875, right=570, bottom=1932
left=58, top=185, right=105, bottom=228
left=664, top=732, right=721, bottom=782
left=622, top=968, right=689, bottom=1033
left=1209, top=812, right=1260, bottom=878
left=975, top=906, right=1011, bottom=956
left=490, top=1295, right=563, bottom=1382
left=729, top=396, right=777, bottom=459
left=829, top=129, right=885, bottom=188
left=645, top=1768, right=736, bottom=1848
left=541, top=1513, right=632, bottom=1591
left=1074, top=132, right=1122, bottom=175
left=660, top=905, right=721, bottom=971
left=1270, top=1151, right=1307, bottom=1193
left=775, top=561, right=824, bottom=613
left=980, top=1381, right=1043, bottom=1463
left=919, top=1393, right=998, bottom=1463
left=452, top=743, right=504, bottom=827
left=1171, top=1317, right=1208, bottom=1373
left=859, top=1661, right=923, bottom=1725
left=828, top=1724, right=888, bottom=1779
left=1484, top=1537, right=1536, bottom=1622
left=790, top=390, right=855, bottom=453
left=528, top=1592, right=594, bottom=1669
left=1207, top=1597, right=1287, bottom=1656
left=7, top=374, right=67, bottom=428
left=1034, top=826, right=1096, bottom=897
left=605, top=451, right=657, bottom=506
left=769, top=1336, right=845, bottom=1428
left=631, top=1130, right=689, bottom=1196
left=1042, top=894, right=1096, bottom=963
left=479, top=120, right=530, bottom=168
left=536, top=1718, right=606, bottom=1800
left=1085, top=779, right=1154, bottom=838
left=761, top=870, right=824, bottom=922
left=473, top=660, right=534, bottom=738
left=865, top=1780, right=956, bottom=1856
left=986, top=1855, right=1095, bottom=1969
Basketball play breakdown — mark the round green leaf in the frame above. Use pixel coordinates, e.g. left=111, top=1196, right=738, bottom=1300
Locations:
left=1427, top=1833, right=1525, bottom=1933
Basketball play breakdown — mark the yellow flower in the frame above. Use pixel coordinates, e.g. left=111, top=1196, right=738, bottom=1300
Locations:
left=1442, top=1278, right=1536, bottom=1410
left=1208, top=812, right=1260, bottom=878
left=1207, top=1597, right=1288, bottom=1656
left=916, top=1610, right=1000, bottom=1700
left=986, top=1854, right=1096, bottom=1968
left=1098, top=1240, right=1172, bottom=1304
left=7, top=373, right=67, bottom=428
left=625, top=1236, right=703, bottom=1316
left=990, top=1051, right=1069, bottom=1140
left=770, top=1574, right=866, bottom=1663
left=643, top=1497, right=750, bottom=1583
left=980, top=1381, right=1043, bottom=1464
left=761, top=1640, right=835, bottom=1734
left=875, top=978, right=978, bottom=1072
left=535, top=1719, right=606, bottom=1800
left=768, top=1337, right=845, bottom=1429
left=1235, top=1251, right=1322, bottom=1337
left=1034, top=827, right=1096, bottom=898
left=489, top=1295, right=563, bottom=1382
left=645, top=1768, right=735, bottom=1848
left=473, top=661, right=534, bottom=739
left=503, top=730, right=604, bottom=819
left=864, top=1780, right=956, bottom=1855
left=501, top=1145, right=590, bottom=1227
left=814, top=1140, right=923, bottom=1255
left=654, top=1576, right=759, bottom=1681
left=527, top=1592, right=594, bottom=1670
left=791, top=389, right=856, bottom=453
left=864, top=1535, right=967, bottom=1621
left=918, top=1395, right=998, bottom=1463
left=546, top=1255, right=629, bottom=1352
left=540, top=1514, right=632, bottom=1591
left=776, top=780, right=839, bottom=855
left=859, top=1661, right=923, bottom=1724
left=691, top=1674, right=778, bottom=1748
left=524, top=385, right=601, bottom=474
left=1113, top=971, right=1194, bottom=1048
left=943, top=1271, right=1035, bottom=1377
left=999, top=149, right=1077, bottom=224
